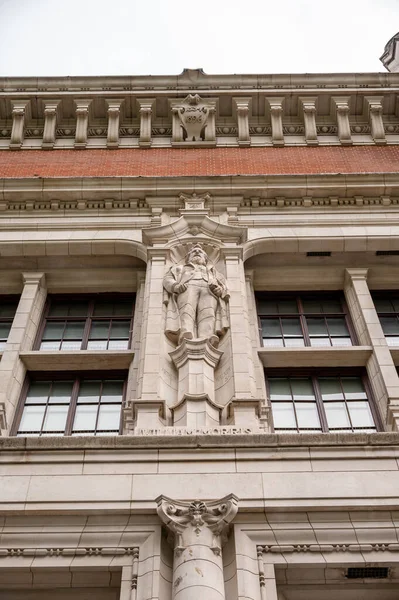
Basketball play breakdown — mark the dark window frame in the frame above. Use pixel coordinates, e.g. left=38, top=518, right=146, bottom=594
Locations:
left=264, top=367, right=383, bottom=433
left=34, top=293, right=135, bottom=351
left=11, top=370, right=127, bottom=437
left=371, top=291, right=399, bottom=347
left=0, top=295, right=20, bottom=350
left=255, top=292, right=358, bottom=348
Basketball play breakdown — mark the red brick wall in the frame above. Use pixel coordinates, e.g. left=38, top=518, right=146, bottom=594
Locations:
left=0, top=146, right=398, bottom=178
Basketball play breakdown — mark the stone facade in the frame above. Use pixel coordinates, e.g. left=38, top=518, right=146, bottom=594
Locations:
left=1, top=65, right=399, bottom=599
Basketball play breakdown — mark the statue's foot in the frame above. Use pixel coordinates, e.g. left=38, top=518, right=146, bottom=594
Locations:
left=178, top=331, right=193, bottom=345
left=209, top=335, right=219, bottom=348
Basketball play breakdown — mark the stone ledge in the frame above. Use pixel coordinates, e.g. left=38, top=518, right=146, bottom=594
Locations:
left=19, top=350, right=134, bottom=371
left=1, top=432, right=399, bottom=451
left=258, top=346, right=373, bottom=368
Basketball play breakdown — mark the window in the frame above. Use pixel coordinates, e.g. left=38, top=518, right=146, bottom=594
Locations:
left=0, top=297, right=19, bottom=351
left=372, top=293, right=399, bottom=347
left=36, top=295, right=135, bottom=351
left=267, top=373, right=378, bottom=433
left=14, top=374, right=126, bottom=436
left=256, top=294, right=354, bottom=348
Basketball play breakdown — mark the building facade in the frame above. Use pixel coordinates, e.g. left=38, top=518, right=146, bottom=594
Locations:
left=1, top=62, right=399, bottom=599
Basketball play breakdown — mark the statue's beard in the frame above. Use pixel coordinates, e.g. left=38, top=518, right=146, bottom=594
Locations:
left=191, top=255, right=207, bottom=266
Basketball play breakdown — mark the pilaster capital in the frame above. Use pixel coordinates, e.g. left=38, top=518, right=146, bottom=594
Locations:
left=22, top=272, right=46, bottom=287
left=219, top=246, right=244, bottom=261
left=74, top=99, right=91, bottom=115
left=364, top=96, right=384, bottom=115
left=344, top=268, right=369, bottom=285
left=43, top=100, right=60, bottom=115
left=11, top=100, right=29, bottom=115
left=299, top=97, right=318, bottom=114
left=137, top=98, right=154, bottom=113
left=156, top=494, right=238, bottom=539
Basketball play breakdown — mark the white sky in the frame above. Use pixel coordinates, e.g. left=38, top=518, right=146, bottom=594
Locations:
left=0, top=0, right=398, bottom=77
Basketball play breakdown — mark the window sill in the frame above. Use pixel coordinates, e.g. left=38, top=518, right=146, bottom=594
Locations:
left=19, top=350, right=134, bottom=371
left=258, top=346, right=373, bottom=368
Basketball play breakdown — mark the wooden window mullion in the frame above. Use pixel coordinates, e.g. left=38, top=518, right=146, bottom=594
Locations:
left=65, top=378, right=80, bottom=435
left=313, top=376, right=329, bottom=432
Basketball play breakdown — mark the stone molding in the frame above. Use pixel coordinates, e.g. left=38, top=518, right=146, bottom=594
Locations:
left=0, top=546, right=139, bottom=558
left=257, top=542, right=399, bottom=555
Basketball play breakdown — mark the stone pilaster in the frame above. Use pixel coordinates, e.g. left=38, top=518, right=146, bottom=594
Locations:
left=332, top=96, right=352, bottom=145
left=0, top=273, right=46, bottom=435
left=234, top=98, right=251, bottom=147
left=137, top=99, right=154, bottom=148
left=257, top=548, right=279, bottom=600
left=157, top=494, right=238, bottom=600
left=74, top=99, right=91, bottom=148
left=106, top=99, right=123, bottom=148
left=299, top=97, right=318, bottom=145
left=344, top=268, right=399, bottom=430
left=267, top=97, right=285, bottom=146
left=9, top=100, right=29, bottom=150
left=42, top=100, right=60, bottom=149
left=365, top=96, right=386, bottom=144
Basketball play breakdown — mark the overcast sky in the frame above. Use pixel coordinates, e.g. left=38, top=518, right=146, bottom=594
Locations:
left=0, top=0, right=398, bottom=77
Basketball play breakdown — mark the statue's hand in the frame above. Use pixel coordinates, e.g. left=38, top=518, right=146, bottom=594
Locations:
left=210, top=283, right=223, bottom=297
left=173, top=282, right=187, bottom=294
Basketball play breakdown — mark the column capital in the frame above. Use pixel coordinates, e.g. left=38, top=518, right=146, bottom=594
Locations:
left=22, top=272, right=46, bottom=287
left=345, top=268, right=369, bottom=284
left=156, top=493, right=238, bottom=541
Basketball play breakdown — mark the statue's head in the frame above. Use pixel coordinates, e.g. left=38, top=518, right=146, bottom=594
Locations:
left=186, top=244, right=208, bottom=266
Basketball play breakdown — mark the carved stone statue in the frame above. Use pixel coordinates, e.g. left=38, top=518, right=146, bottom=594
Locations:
left=163, top=244, right=229, bottom=347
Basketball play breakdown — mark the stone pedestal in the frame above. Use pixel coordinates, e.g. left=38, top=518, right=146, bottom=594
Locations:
left=157, top=494, right=238, bottom=600
left=170, top=338, right=223, bottom=426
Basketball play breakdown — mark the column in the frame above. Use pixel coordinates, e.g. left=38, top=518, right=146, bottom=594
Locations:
left=365, top=96, right=386, bottom=144
left=74, top=99, right=91, bottom=148
left=234, top=98, right=251, bottom=146
left=9, top=100, right=29, bottom=150
left=332, top=97, right=352, bottom=145
left=0, top=273, right=46, bottom=434
left=42, top=100, right=60, bottom=149
left=344, top=269, right=399, bottom=430
left=106, top=99, right=123, bottom=149
left=157, top=494, right=238, bottom=600
left=299, top=97, right=318, bottom=145
left=267, top=98, right=284, bottom=146
left=137, top=99, right=154, bottom=148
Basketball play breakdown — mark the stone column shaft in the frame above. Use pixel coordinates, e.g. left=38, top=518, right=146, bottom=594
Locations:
left=332, top=97, right=352, bottom=145
left=106, top=99, right=123, bottom=148
left=234, top=98, right=251, bottom=146
left=204, top=106, right=216, bottom=142
left=10, top=100, right=29, bottom=149
left=157, top=495, right=238, bottom=600
left=137, top=99, right=154, bottom=148
left=0, top=273, right=46, bottom=434
left=42, top=100, right=60, bottom=149
left=74, top=99, right=91, bottom=148
left=299, top=97, right=318, bottom=145
left=267, top=98, right=285, bottom=146
left=344, top=268, right=399, bottom=429
left=365, top=96, right=386, bottom=144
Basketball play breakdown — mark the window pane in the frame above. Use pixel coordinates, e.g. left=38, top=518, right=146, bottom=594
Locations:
left=272, top=402, right=296, bottom=429
left=324, top=402, right=351, bottom=428
left=296, top=403, right=321, bottom=429
left=108, top=339, right=129, bottom=350
left=0, top=322, right=11, bottom=340
left=112, top=300, right=133, bottom=316
left=109, top=321, right=130, bottom=340
left=101, top=380, right=124, bottom=403
left=0, top=301, right=18, bottom=318
left=73, top=405, right=97, bottom=431
left=319, top=378, right=344, bottom=401
left=291, top=378, right=315, bottom=400
left=49, top=381, right=73, bottom=404
left=42, top=322, right=65, bottom=340
left=269, top=378, right=292, bottom=401
left=60, top=341, right=82, bottom=350
left=67, top=301, right=89, bottom=317
left=392, top=299, right=399, bottom=313
left=48, top=301, right=70, bottom=317
left=277, top=299, right=298, bottom=314
left=309, top=337, right=331, bottom=347
left=63, top=321, right=85, bottom=340
left=374, top=298, right=394, bottom=313
left=348, top=401, right=375, bottom=428
left=262, top=319, right=281, bottom=338
left=42, top=405, right=68, bottom=432
left=77, top=381, right=101, bottom=403
left=327, top=318, right=350, bottom=337
left=320, top=299, right=342, bottom=313
left=89, top=320, right=110, bottom=340
left=380, top=317, right=399, bottom=335
left=341, top=377, right=367, bottom=400
left=387, top=337, right=399, bottom=347
left=331, top=337, right=352, bottom=347
left=302, top=299, right=322, bottom=313
left=92, top=300, right=113, bottom=316
left=0, top=341, right=6, bottom=351
left=40, top=341, right=61, bottom=351
left=307, top=318, right=328, bottom=336
left=281, top=318, right=302, bottom=337
left=25, top=382, right=51, bottom=404
left=284, top=337, right=305, bottom=347
left=97, top=405, right=121, bottom=430
left=19, top=406, right=45, bottom=432
left=87, top=340, right=108, bottom=350
left=93, top=299, right=133, bottom=317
